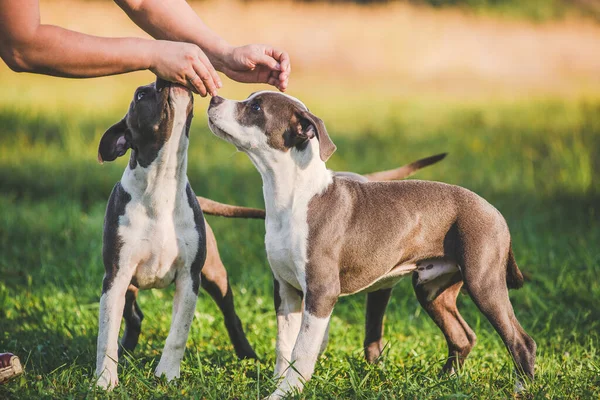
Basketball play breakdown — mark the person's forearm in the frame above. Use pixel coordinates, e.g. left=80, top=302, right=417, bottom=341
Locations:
left=1, top=24, right=154, bottom=78
left=115, top=0, right=232, bottom=71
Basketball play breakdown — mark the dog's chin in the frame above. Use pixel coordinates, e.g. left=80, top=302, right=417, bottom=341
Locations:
left=168, top=85, right=193, bottom=106
left=208, top=119, right=241, bottom=147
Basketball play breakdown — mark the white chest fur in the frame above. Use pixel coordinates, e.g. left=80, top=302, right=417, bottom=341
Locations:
left=117, top=97, right=199, bottom=290
left=265, top=206, right=309, bottom=291
left=252, top=140, right=333, bottom=292
left=116, top=195, right=198, bottom=290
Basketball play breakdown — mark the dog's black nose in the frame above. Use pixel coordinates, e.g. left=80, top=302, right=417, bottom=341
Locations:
left=210, top=96, right=225, bottom=107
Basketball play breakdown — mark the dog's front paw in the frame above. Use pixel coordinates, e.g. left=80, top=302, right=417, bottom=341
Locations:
left=95, top=368, right=118, bottom=390
left=265, top=382, right=298, bottom=400
left=154, top=361, right=180, bottom=381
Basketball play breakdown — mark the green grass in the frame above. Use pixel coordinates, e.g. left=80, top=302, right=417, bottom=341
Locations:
left=0, top=71, right=599, bottom=398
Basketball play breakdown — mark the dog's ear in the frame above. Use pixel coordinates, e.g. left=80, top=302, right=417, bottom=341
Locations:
left=295, top=110, right=337, bottom=162
left=98, top=117, right=131, bottom=163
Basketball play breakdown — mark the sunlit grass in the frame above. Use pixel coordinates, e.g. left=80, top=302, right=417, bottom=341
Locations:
left=1, top=82, right=599, bottom=397
left=1, top=1, right=600, bottom=398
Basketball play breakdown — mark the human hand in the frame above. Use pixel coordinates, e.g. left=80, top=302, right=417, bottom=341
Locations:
left=221, top=44, right=290, bottom=91
left=149, top=40, right=222, bottom=97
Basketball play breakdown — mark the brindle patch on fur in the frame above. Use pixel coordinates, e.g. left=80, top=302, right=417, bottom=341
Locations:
left=132, top=107, right=173, bottom=168
left=129, top=149, right=138, bottom=169
left=186, top=183, right=207, bottom=295
left=273, top=278, right=281, bottom=311
left=102, top=182, right=131, bottom=294
left=184, top=96, right=194, bottom=138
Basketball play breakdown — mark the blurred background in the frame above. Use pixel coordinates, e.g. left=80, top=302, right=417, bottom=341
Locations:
left=0, top=1, right=599, bottom=398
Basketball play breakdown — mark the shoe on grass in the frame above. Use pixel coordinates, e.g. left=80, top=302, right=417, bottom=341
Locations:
left=0, top=353, right=24, bottom=384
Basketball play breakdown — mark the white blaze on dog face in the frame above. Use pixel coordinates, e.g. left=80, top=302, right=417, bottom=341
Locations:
left=207, top=91, right=336, bottom=162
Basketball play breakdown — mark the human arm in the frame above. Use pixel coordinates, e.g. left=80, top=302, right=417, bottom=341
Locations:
left=115, top=0, right=290, bottom=91
left=0, top=0, right=220, bottom=95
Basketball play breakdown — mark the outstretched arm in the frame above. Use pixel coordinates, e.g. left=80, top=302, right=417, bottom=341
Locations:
left=0, top=0, right=151, bottom=77
left=0, top=0, right=222, bottom=95
left=116, top=0, right=290, bottom=91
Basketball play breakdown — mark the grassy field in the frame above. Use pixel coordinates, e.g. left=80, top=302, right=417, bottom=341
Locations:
left=1, top=1, right=600, bottom=399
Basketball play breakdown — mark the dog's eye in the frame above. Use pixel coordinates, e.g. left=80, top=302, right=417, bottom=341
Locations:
left=136, top=91, right=146, bottom=102
left=250, top=102, right=261, bottom=112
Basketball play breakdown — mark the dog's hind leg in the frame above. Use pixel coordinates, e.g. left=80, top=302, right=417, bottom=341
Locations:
left=461, top=247, right=536, bottom=389
left=119, top=284, right=144, bottom=357
left=154, top=272, right=198, bottom=381
left=364, top=288, right=393, bottom=363
left=201, top=223, right=257, bottom=359
left=413, top=274, right=476, bottom=374
left=200, top=222, right=257, bottom=359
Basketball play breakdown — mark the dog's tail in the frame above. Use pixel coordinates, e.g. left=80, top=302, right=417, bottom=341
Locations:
left=197, top=153, right=446, bottom=219
left=506, top=246, right=525, bottom=290
left=197, top=196, right=266, bottom=219
left=363, top=153, right=447, bottom=181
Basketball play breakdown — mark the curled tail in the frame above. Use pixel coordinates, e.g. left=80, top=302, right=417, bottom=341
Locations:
left=506, top=246, right=524, bottom=289
left=363, top=153, right=447, bottom=181
left=197, top=196, right=266, bottom=219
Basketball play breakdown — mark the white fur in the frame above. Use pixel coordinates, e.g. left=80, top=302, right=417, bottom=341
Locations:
left=208, top=93, right=335, bottom=398
left=273, top=281, right=303, bottom=379
left=415, top=259, right=460, bottom=301
left=208, top=95, right=332, bottom=293
left=269, top=311, right=332, bottom=399
left=96, top=89, right=199, bottom=388
left=154, top=273, right=198, bottom=380
left=257, top=139, right=332, bottom=292
left=95, top=276, right=131, bottom=388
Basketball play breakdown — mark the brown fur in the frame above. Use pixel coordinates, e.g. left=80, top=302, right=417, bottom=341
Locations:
left=364, top=288, right=393, bottom=363
left=304, top=177, right=535, bottom=380
left=206, top=91, right=534, bottom=391
left=183, top=153, right=446, bottom=359
left=413, top=277, right=477, bottom=373
left=170, top=153, right=447, bottom=359
left=197, top=196, right=265, bottom=219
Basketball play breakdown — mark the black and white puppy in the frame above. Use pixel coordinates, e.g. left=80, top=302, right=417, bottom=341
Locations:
left=95, top=78, right=206, bottom=389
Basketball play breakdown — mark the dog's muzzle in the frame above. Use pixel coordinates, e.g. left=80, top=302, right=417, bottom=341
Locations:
left=210, top=96, right=225, bottom=108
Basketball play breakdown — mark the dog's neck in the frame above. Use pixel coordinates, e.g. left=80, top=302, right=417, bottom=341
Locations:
left=247, top=139, right=333, bottom=218
left=121, top=113, right=190, bottom=214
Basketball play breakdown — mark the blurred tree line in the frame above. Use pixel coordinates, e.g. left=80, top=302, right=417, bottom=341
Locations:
left=73, top=0, right=600, bottom=22
left=290, top=0, right=600, bottom=21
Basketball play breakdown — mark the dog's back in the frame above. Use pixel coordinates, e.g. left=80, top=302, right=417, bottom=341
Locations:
left=307, top=178, right=513, bottom=295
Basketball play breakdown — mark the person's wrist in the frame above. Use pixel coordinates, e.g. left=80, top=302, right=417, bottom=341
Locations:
left=141, top=39, right=159, bottom=72
left=209, top=40, right=234, bottom=72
